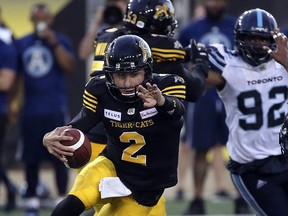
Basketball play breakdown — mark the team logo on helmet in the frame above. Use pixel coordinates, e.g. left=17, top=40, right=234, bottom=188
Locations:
left=139, top=40, right=148, bottom=63
left=154, top=4, right=171, bottom=21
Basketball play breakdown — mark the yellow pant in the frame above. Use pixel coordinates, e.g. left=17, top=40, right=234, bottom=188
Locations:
left=74, top=142, right=166, bottom=216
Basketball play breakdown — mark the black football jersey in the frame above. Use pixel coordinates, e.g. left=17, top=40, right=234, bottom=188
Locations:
left=88, top=27, right=205, bottom=144
left=70, top=73, right=185, bottom=205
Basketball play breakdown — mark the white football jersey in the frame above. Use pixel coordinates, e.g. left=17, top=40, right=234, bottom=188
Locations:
left=209, top=44, right=288, bottom=163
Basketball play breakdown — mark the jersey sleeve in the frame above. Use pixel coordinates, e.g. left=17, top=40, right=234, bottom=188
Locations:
left=208, top=44, right=228, bottom=74
left=142, top=34, right=186, bottom=63
left=69, top=76, right=105, bottom=132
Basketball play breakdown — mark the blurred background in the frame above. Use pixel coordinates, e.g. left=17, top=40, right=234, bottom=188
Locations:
left=1, top=0, right=288, bottom=215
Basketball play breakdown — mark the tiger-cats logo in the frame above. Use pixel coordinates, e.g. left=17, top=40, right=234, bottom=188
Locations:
left=153, top=3, right=173, bottom=21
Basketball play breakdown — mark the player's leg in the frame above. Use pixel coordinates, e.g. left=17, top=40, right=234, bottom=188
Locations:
left=76, top=142, right=106, bottom=215
left=147, top=195, right=166, bottom=216
left=231, top=170, right=288, bottom=215
left=51, top=156, right=116, bottom=215
left=97, top=195, right=153, bottom=216
left=70, top=156, right=115, bottom=208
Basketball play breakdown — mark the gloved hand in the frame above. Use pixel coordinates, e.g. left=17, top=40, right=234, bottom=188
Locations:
left=190, top=39, right=208, bottom=63
left=279, top=115, right=288, bottom=159
left=190, top=39, right=209, bottom=77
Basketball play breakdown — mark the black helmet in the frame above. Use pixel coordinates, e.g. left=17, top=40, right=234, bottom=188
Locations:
left=234, top=8, right=278, bottom=66
left=104, top=35, right=153, bottom=103
left=124, top=0, right=177, bottom=37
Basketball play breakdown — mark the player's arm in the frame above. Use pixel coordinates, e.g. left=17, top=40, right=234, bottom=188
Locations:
left=65, top=79, right=102, bottom=133
left=43, top=79, right=101, bottom=161
left=181, top=40, right=210, bottom=102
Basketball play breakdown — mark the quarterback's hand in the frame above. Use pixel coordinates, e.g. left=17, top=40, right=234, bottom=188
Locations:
left=264, top=32, right=288, bottom=70
left=43, top=125, right=74, bottom=162
left=137, top=82, right=165, bottom=108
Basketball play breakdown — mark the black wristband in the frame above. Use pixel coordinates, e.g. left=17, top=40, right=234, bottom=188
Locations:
left=157, top=95, right=175, bottom=111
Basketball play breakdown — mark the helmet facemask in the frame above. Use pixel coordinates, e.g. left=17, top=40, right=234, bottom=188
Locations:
left=235, top=33, right=276, bottom=66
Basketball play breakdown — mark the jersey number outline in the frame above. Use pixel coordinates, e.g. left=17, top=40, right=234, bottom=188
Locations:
left=125, top=12, right=137, bottom=25
left=237, top=86, right=288, bottom=130
left=121, top=132, right=147, bottom=165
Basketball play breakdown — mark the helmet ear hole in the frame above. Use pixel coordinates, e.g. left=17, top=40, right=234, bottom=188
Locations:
left=234, top=8, right=278, bottom=66
left=104, top=35, right=153, bottom=103
left=124, top=0, right=177, bottom=37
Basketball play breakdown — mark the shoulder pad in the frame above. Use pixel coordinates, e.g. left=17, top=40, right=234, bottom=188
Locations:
left=85, top=75, right=106, bottom=92
left=152, top=74, right=186, bottom=100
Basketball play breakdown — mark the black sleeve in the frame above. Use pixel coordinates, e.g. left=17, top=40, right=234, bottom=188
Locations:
left=157, top=95, right=185, bottom=119
left=69, top=108, right=99, bottom=133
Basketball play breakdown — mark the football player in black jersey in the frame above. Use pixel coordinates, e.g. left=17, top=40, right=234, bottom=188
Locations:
left=79, top=1, right=208, bottom=215
left=43, top=35, right=186, bottom=216
left=85, top=0, right=208, bottom=170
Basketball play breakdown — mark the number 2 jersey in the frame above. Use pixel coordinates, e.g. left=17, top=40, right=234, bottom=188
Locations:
left=88, top=27, right=205, bottom=144
left=209, top=44, right=288, bottom=163
left=70, top=73, right=186, bottom=206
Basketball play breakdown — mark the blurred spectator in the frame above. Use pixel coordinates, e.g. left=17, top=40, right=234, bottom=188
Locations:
left=15, top=3, right=75, bottom=216
left=0, top=6, right=17, bottom=212
left=0, top=7, right=14, bottom=44
left=0, top=39, right=17, bottom=212
left=78, top=0, right=127, bottom=60
left=177, top=0, right=247, bottom=215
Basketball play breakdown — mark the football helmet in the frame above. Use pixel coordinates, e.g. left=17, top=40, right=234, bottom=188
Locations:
left=104, top=35, right=153, bottom=103
left=123, top=0, right=177, bottom=37
left=234, top=8, right=278, bottom=66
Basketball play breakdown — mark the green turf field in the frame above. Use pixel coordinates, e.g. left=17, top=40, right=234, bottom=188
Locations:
left=0, top=198, right=252, bottom=216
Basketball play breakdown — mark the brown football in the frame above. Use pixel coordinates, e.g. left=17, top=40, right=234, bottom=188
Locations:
left=60, top=128, right=91, bottom=169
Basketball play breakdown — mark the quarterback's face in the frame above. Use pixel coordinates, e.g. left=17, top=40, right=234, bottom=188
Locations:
left=113, top=69, right=145, bottom=95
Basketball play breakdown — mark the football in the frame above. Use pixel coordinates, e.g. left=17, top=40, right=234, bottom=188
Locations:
left=60, top=128, right=91, bottom=169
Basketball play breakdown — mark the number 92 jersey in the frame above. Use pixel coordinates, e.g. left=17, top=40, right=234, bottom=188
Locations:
left=72, top=73, right=185, bottom=205
left=210, top=44, right=288, bottom=163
